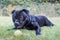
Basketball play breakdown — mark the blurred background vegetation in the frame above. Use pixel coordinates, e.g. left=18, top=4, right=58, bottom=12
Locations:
left=0, top=0, right=60, bottom=17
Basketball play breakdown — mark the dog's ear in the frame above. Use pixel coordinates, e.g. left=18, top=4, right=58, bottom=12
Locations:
left=22, top=9, right=29, bottom=14
left=12, top=10, right=15, bottom=14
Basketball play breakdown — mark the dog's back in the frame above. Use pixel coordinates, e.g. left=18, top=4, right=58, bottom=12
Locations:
left=36, top=16, right=54, bottom=27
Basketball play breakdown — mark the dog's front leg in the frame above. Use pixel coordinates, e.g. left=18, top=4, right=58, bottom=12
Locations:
left=35, top=26, right=41, bottom=35
left=32, top=22, right=41, bottom=35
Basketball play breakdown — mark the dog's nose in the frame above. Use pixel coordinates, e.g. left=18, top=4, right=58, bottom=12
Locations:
left=15, top=22, right=20, bottom=25
left=20, top=21, right=23, bottom=24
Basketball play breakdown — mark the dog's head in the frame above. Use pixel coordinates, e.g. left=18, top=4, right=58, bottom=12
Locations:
left=12, top=9, right=29, bottom=28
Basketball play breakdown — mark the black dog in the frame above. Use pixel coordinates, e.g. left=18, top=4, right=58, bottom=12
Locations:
left=11, top=9, right=54, bottom=35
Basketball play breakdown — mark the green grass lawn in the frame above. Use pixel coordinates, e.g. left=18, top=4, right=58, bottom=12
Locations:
left=0, top=16, right=60, bottom=40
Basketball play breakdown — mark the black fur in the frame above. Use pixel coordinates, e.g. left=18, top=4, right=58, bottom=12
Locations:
left=11, top=9, right=54, bottom=35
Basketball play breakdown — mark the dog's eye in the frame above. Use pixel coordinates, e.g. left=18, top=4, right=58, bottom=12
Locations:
left=20, top=16, right=23, bottom=19
left=15, top=16, right=19, bottom=19
left=20, top=16, right=22, bottom=18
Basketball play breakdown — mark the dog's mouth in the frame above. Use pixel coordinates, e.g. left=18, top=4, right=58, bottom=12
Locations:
left=16, top=25, right=23, bottom=29
left=17, top=26, right=21, bottom=28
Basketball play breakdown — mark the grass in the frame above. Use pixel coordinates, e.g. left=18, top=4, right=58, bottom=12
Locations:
left=0, top=16, right=60, bottom=40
